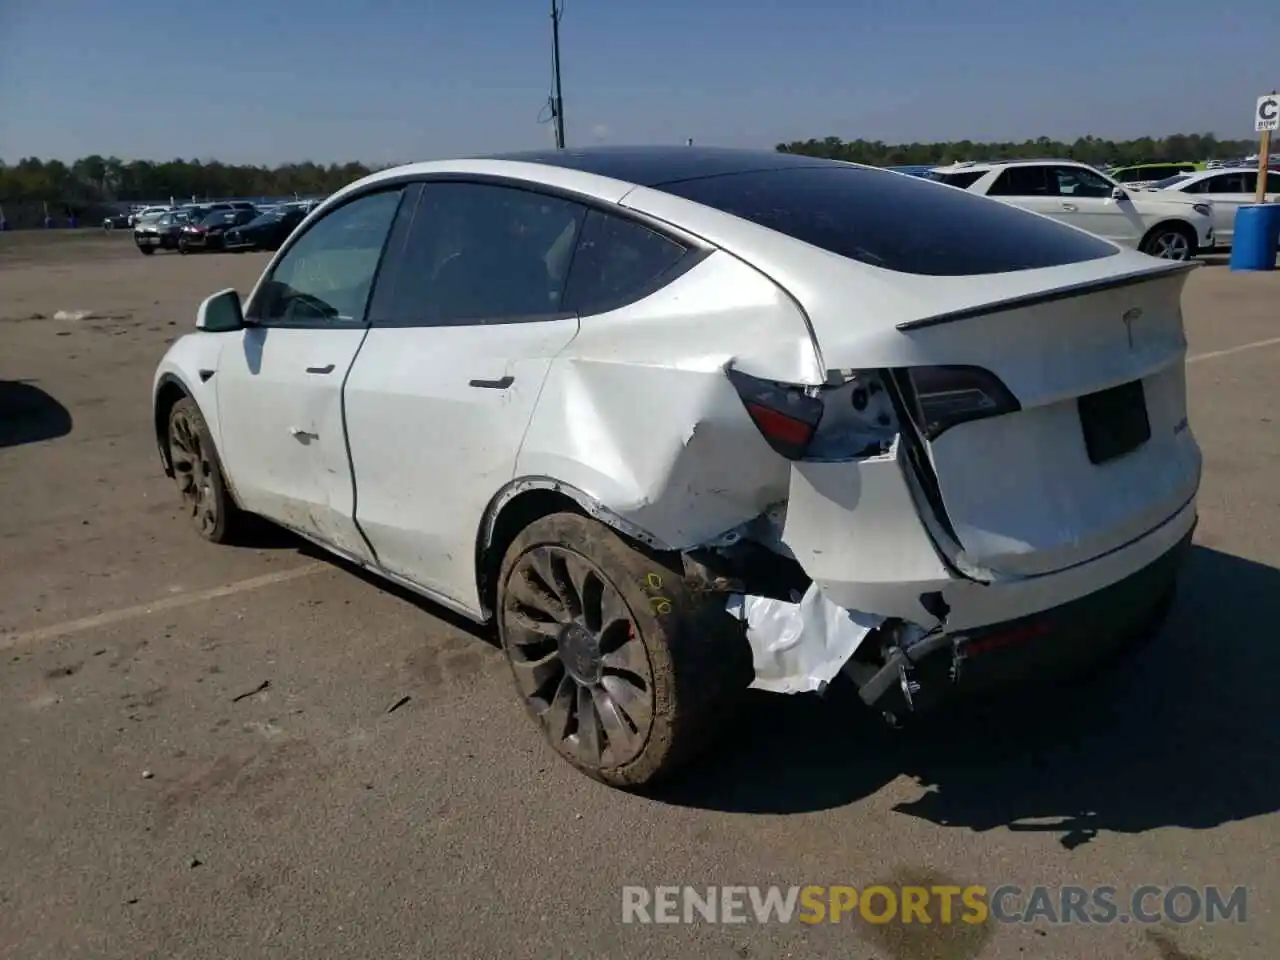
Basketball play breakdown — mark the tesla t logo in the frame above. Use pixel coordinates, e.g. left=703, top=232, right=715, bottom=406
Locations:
left=1122, top=307, right=1143, bottom=348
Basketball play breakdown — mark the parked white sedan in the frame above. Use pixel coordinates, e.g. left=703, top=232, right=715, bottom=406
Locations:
left=1145, top=168, right=1280, bottom=248
left=153, top=148, right=1201, bottom=787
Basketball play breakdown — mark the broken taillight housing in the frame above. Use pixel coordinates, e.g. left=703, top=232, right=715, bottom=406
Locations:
left=726, top=368, right=824, bottom=459
left=727, top=368, right=898, bottom=462
left=904, top=365, right=1020, bottom=440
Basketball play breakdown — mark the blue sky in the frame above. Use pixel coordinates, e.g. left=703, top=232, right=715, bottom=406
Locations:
left=0, top=0, right=1274, bottom=165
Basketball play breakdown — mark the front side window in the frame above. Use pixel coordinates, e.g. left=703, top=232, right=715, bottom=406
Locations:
left=563, top=211, right=690, bottom=316
left=249, top=188, right=403, bottom=327
left=381, top=182, right=587, bottom=326
left=1207, top=173, right=1249, bottom=194
left=1052, top=166, right=1114, bottom=198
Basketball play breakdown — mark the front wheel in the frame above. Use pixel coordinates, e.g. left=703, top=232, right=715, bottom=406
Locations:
left=496, top=512, right=750, bottom=788
left=137, top=244, right=154, bottom=256
left=1140, top=224, right=1196, bottom=261
left=167, top=397, right=244, bottom=543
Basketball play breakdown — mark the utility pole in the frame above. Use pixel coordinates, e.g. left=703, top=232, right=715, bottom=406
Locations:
left=550, top=0, right=566, bottom=148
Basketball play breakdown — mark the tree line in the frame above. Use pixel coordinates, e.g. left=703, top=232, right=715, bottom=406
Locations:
left=0, top=131, right=1262, bottom=208
left=775, top=132, right=1257, bottom=167
left=0, top=156, right=375, bottom=205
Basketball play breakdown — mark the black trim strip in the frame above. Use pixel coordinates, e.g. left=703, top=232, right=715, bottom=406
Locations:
left=895, top=263, right=1197, bottom=332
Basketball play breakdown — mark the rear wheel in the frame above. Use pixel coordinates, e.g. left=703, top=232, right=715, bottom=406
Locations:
left=167, top=397, right=243, bottom=543
left=496, top=512, right=748, bottom=788
left=1140, top=223, right=1196, bottom=261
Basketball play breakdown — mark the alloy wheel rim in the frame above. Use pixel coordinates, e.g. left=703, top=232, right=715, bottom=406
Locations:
left=169, top=412, right=218, bottom=536
left=504, top=545, right=655, bottom=768
left=1154, top=232, right=1190, bottom=260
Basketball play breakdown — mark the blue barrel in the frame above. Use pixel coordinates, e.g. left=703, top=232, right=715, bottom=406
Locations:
left=1229, top=203, right=1280, bottom=271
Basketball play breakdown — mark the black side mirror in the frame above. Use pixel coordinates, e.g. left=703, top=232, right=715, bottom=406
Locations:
left=195, top=288, right=245, bottom=332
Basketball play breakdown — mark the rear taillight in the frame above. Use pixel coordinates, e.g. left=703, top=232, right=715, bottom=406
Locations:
left=727, top=369, right=823, bottom=459
left=727, top=368, right=898, bottom=462
left=905, top=365, right=1020, bottom=440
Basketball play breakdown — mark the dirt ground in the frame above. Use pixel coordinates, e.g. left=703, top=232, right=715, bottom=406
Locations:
left=2, top=229, right=1278, bottom=960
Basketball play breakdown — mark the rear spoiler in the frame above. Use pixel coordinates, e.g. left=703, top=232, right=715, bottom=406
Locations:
left=896, top=262, right=1198, bottom=332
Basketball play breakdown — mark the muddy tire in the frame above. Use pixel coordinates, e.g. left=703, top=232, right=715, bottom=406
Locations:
left=166, top=397, right=243, bottom=543
left=496, top=512, right=749, bottom=788
left=1139, top=223, right=1196, bottom=261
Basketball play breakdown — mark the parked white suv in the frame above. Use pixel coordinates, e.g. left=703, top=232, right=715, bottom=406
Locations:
left=931, top=160, right=1214, bottom=260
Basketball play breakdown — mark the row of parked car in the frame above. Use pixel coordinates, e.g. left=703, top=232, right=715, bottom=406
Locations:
left=126, top=199, right=322, bottom=255
left=892, top=158, right=1280, bottom=260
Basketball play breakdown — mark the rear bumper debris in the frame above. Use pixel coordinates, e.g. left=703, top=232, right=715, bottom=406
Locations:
left=726, top=518, right=1193, bottom=709
left=726, top=584, right=884, bottom=694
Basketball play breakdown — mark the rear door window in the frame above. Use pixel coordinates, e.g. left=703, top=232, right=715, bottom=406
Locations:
left=563, top=211, right=691, bottom=316
left=656, top=165, right=1117, bottom=276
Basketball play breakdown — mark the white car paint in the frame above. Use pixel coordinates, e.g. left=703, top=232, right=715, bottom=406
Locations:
left=153, top=148, right=1200, bottom=753
left=931, top=160, right=1215, bottom=256
left=1145, top=168, right=1280, bottom=247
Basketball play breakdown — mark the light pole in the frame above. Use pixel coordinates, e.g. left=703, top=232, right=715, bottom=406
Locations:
left=550, top=0, right=566, bottom=148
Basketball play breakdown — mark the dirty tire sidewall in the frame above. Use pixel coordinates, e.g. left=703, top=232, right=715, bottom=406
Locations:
left=496, top=511, right=749, bottom=789
left=168, top=396, right=240, bottom=544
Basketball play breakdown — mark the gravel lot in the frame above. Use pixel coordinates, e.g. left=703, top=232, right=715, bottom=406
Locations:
left=2, top=230, right=1278, bottom=960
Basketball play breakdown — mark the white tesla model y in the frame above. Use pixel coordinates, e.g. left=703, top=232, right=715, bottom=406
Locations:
left=152, top=147, right=1201, bottom=786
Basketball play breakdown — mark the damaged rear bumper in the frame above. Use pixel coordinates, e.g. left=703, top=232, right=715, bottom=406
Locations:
left=727, top=497, right=1196, bottom=704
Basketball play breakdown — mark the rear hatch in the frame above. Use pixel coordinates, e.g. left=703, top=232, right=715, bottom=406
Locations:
left=880, top=269, right=1201, bottom=576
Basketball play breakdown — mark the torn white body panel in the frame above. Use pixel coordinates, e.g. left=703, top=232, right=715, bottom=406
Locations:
left=726, top=585, right=884, bottom=694
left=514, top=249, right=818, bottom=551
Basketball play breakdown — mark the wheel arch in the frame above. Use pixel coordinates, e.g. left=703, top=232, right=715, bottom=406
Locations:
left=474, top=477, right=678, bottom=621
left=152, top=374, right=244, bottom=511
left=153, top=372, right=193, bottom=477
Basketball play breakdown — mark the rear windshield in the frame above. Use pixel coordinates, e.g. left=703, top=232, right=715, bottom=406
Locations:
left=656, top=166, right=1118, bottom=276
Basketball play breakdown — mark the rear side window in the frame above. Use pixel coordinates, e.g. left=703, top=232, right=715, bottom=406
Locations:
left=564, top=211, right=690, bottom=315
left=657, top=166, right=1117, bottom=276
left=988, top=166, right=1055, bottom=196
left=933, top=170, right=985, bottom=189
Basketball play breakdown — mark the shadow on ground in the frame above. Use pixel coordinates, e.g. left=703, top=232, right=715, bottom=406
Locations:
left=653, top=545, right=1280, bottom=848
left=234, top=520, right=497, bottom=648
left=0, top=380, right=72, bottom=448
